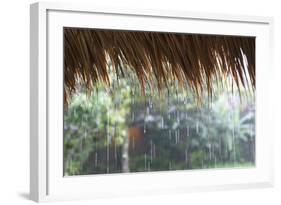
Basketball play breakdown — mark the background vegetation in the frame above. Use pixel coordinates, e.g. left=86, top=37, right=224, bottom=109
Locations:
left=64, top=68, right=255, bottom=176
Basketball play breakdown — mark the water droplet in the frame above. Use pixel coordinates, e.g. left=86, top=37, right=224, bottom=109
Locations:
left=149, top=98, right=153, bottom=109
left=153, top=144, right=156, bottom=158
left=219, top=136, right=222, bottom=156
left=114, top=139, right=117, bottom=159
left=146, top=106, right=150, bottom=115
left=186, top=127, right=189, bottom=137
left=95, top=152, right=98, bottom=167
left=196, top=120, right=199, bottom=134
left=185, top=149, right=188, bottom=167
left=250, top=124, right=253, bottom=138
left=144, top=153, right=147, bottom=171
left=80, top=137, right=83, bottom=151
left=169, top=130, right=172, bottom=140
left=208, top=141, right=212, bottom=161
left=175, top=130, right=180, bottom=144
left=150, top=140, right=153, bottom=161
left=214, top=156, right=217, bottom=168
left=107, top=143, right=109, bottom=173
left=132, top=112, right=134, bottom=122
left=107, top=110, right=110, bottom=137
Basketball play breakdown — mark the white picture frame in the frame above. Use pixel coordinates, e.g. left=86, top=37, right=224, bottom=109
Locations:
left=30, top=2, right=274, bottom=202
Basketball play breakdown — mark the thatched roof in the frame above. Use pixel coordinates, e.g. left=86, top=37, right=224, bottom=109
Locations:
left=64, top=27, right=255, bottom=104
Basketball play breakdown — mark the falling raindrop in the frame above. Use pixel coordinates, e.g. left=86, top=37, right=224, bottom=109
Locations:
left=132, top=98, right=135, bottom=105
left=196, top=120, right=199, bottom=134
left=153, top=144, right=156, bottom=158
left=144, top=123, right=146, bottom=134
left=250, top=124, right=253, bottom=138
left=161, top=117, right=164, bottom=129
left=228, top=112, right=232, bottom=122
left=167, top=91, right=170, bottom=106
left=214, top=156, right=217, bottom=168
left=149, top=98, right=153, bottom=109
left=80, top=136, right=83, bottom=152
left=111, top=128, right=115, bottom=144
left=229, top=91, right=236, bottom=165
left=107, top=141, right=109, bottom=173
left=114, top=138, right=117, bottom=159
left=209, top=141, right=212, bottom=161
left=144, top=153, right=147, bottom=171
left=150, top=140, right=153, bottom=161
left=169, top=130, right=172, bottom=141
left=219, top=136, right=222, bottom=159
left=185, top=149, right=188, bottom=167
left=186, top=127, right=189, bottom=137
left=225, top=140, right=228, bottom=162
left=95, top=152, right=98, bottom=167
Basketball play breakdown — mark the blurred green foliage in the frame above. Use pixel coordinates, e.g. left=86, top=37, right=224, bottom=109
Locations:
left=64, top=68, right=255, bottom=175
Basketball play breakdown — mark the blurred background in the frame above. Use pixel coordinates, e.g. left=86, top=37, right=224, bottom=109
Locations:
left=64, top=66, right=255, bottom=176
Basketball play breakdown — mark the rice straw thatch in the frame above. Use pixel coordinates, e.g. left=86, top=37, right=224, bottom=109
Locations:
left=63, top=27, right=255, bottom=105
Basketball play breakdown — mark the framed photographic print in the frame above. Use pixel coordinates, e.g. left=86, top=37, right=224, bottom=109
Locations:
left=30, top=2, right=274, bottom=202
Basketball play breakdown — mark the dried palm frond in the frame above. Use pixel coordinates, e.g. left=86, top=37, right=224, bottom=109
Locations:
left=64, top=27, right=255, bottom=105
